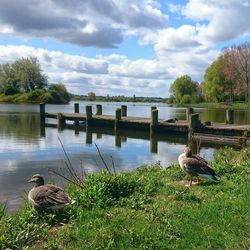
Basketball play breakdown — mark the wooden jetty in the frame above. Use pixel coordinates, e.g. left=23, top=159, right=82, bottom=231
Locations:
left=40, top=103, right=250, bottom=146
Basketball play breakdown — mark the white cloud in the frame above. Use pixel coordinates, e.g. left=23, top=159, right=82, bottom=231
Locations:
left=0, top=1, right=249, bottom=97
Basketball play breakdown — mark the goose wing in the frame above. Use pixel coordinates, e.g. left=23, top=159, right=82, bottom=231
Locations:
left=32, top=184, right=71, bottom=209
left=182, top=157, right=217, bottom=176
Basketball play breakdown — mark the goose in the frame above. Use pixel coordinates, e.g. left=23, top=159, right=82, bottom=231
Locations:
left=178, top=146, right=219, bottom=187
left=28, top=174, right=75, bottom=212
left=164, top=118, right=178, bottom=123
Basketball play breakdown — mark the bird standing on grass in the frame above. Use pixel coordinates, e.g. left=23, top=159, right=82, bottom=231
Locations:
left=28, top=174, right=75, bottom=212
left=178, top=146, right=219, bottom=187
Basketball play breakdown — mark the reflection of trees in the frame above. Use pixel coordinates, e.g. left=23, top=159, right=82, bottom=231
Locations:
left=200, top=109, right=250, bottom=125
left=200, top=109, right=226, bottom=123
left=0, top=113, right=40, bottom=141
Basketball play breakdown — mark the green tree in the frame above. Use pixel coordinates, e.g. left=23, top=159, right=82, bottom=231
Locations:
left=0, top=63, right=20, bottom=95
left=87, top=92, right=96, bottom=101
left=48, top=83, right=70, bottom=104
left=170, top=75, right=199, bottom=104
left=13, top=57, right=48, bottom=92
left=0, top=57, right=48, bottom=94
left=203, top=57, right=227, bottom=102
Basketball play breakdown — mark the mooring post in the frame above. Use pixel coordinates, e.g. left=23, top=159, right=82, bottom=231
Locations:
left=74, top=103, right=79, bottom=126
left=150, top=108, right=158, bottom=131
left=74, top=103, right=79, bottom=113
left=151, top=106, right=157, bottom=112
left=96, top=104, right=102, bottom=115
left=57, top=112, right=66, bottom=130
left=186, top=107, right=194, bottom=121
left=189, top=113, right=203, bottom=132
left=40, top=103, right=45, bottom=124
left=85, top=105, right=92, bottom=126
left=226, top=109, right=234, bottom=124
left=115, top=108, right=122, bottom=130
left=121, top=105, right=127, bottom=116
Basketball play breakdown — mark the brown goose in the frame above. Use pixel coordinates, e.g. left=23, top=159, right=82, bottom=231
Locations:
left=178, top=146, right=219, bottom=186
left=28, top=174, right=75, bottom=212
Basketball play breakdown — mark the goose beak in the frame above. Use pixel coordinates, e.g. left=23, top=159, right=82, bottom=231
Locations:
left=28, top=178, right=33, bottom=183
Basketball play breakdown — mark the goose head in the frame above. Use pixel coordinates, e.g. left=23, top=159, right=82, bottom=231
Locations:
left=28, top=174, right=45, bottom=187
left=184, top=146, right=192, bottom=157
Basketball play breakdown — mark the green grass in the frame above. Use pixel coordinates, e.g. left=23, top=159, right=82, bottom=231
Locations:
left=0, top=148, right=250, bottom=249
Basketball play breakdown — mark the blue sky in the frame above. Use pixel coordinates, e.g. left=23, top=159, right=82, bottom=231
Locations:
left=0, top=0, right=250, bottom=97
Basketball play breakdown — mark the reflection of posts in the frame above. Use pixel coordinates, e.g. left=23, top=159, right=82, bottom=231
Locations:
left=74, top=126, right=79, bottom=135
left=96, top=104, right=102, bottom=115
left=226, top=109, right=234, bottom=124
left=96, top=133, right=102, bottom=139
left=40, top=122, right=46, bottom=137
left=115, top=132, right=121, bottom=148
left=150, top=132, right=158, bottom=153
left=86, top=127, right=92, bottom=144
left=186, top=107, right=194, bottom=121
left=121, top=105, right=127, bottom=116
left=86, top=105, right=92, bottom=127
left=57, top=112, right=65, bottom=131
left=115, top=108, right=122, bottom=131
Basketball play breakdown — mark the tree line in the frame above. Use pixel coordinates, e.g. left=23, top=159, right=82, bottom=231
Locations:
left=0, top=57, right=70, bottom=104
left=169, top=42, right=250, bottom=104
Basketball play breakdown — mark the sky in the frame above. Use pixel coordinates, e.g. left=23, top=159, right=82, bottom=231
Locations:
left=0, top=0, right=250, bottom=97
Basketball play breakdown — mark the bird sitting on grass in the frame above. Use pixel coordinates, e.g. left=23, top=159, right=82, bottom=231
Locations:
left=28, top=174, right=75, bottom=212
left=178, top=146, right=219, bottom=187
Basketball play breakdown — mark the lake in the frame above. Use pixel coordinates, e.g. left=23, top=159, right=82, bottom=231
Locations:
left=0, top=101, right=249, bottom=212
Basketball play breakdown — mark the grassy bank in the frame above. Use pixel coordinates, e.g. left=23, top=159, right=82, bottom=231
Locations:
left=0, top=147, right=250, bottom=249
left=178, top=102, right=250, bottom=109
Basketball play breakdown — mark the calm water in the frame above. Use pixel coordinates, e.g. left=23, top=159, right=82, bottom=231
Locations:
left=0, top=101, right=249, bottom=212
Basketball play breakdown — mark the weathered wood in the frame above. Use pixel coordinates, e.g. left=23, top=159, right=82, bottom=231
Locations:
left=40, top=103, right=45, bottom=124
left=85, top=105, right=92, bottom=126
left=189, top=113, right=203, bottom=130
left=151, top=106, right=157, bottom=112
left=226, top=109, right=234, bottom=124
left=96, top=104, right=102, bottom=115
left=121, top=105, right=127, bottom=116
left=186, top=107, right=194, bottom=121
left=115, top=108, right=122, bottom=130
left=74, top=103, right=79, bottom=113
left=151, top=108, right=158, bottom=128
left=57, top=112, right=66, bottom=130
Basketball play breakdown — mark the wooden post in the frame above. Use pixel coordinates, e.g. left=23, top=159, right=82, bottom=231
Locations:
left=96, top=104, right=102, bottom=115
left=150, top=108, right=158, bottom=130
left=186, top=107, right=194, bottom=121
left=226, top=109, right=234, bottom=124
left=85, top=105, right=92, bottom=126
left=40, top=103, right=46, bottom=137
left=40, top=103, right=45, bottom=124
left=151, top=106, right=157, bottom=112
left=121, top=105, right=127, bottom=116
left=74, top=103, right=79, bottom=126
left=57, top=112, right=65, bottom=130
left=115, top=108, right=122, bottom=130
left=74, top=103, right=79, bottom=113
left=189, top=113, right=202, bottom=131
